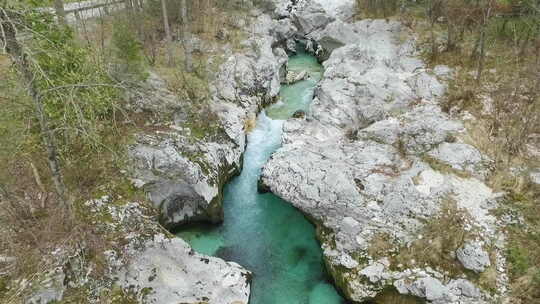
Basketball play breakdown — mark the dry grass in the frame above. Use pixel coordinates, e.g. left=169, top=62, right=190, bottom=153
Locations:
left=0, top=55, right=9, bottom=73
left=420, top=154, right=472, bottom=179
left=369, top=287, right=425, bottom=304
left=393, top=198, right=479, bottom=276
left=405, top=9, right=539, bottom=302
left=153, top=12, right=248, bottom=102
left=244, top=113, right=257, bottom=133
left=367, top=232, right=395, bottom=260
left=362, top=198, right=497, bottom=291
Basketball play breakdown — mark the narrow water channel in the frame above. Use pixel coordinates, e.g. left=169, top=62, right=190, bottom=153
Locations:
left=176, top=48, right=344, bottom=304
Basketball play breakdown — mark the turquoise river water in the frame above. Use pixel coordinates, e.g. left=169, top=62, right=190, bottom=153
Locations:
left=176, top=49, right=345, bottom=304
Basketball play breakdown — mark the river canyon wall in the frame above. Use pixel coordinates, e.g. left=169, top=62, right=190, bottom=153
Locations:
left=261, top=0, right=510, bottom=303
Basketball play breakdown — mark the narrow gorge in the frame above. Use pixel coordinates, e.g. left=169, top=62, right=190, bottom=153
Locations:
left=126, top=0, right=510, bottom=302
left=178, top=48, right=345, bottom=304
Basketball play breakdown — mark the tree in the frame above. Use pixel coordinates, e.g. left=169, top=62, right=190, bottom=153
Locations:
left=161, top=0, right=174, bottom=65
left=54, top=0, right=66, bottom=25
left=1, top=3, right=121, bottom=212
left=180, top=0, right=193, bottom=72
left=475, top=0, right=494, bottom=84
left=112, top=18, right=146, bottom=79
left=0, top=8, right=68, bottom=209
left=424, top=0, right=444, bottom=61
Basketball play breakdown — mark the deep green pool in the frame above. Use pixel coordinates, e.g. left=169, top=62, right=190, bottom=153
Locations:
left=176, top=48, right=344, bottom=304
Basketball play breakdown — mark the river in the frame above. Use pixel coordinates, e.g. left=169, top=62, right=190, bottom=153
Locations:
left=176, top=47, right=345, bottom=304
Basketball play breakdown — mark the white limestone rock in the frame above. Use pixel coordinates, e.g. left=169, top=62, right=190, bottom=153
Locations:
left=118, top=236, right=251, bottom=304
left=129, top=12, right=288, bottom=229
left=428, top=142, right=492, bottom=178
left=291, top=1, right=334, bottom=35
left=530, top=169, right=540, bottom=185
left=312, top=0, right=355, bottom=21
left=25, top=268, right=65, bottom=304
left=433, top=65, right=454, bottom=79
left=309, top=20, right=360, bottom=60
left=285, top=70, right=308, bottom=84
left=260, top=4, right=507, bottom=303
left=456, top=241, right=492, bottom=273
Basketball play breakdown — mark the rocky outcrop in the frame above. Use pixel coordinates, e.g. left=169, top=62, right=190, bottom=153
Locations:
left=308, top=19, right=361, bottom=60
left=21, top=195, right=252, bottom=304
left=118, top=235, right=251, bottom=304
left=260, top=1, right=508, bottom=303
left=291, top=1, right=334, bottom=35
left=275, top=0, right=354, bottom=23
left=456, top=241, right=491, bottom=273
left=25, top=269, right=65, bottom=304
left=275, top=0, right=358, bottom=60
left=128, top=12, right=293, bottom=230
left=311, top=0, right=355, bottom=20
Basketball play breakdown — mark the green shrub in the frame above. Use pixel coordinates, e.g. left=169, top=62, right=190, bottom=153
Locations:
left=507, top=245, right=530, bottom=276
left=24, top=14, right=122, bottom=155
left=112, top=20, right=147, bottom=80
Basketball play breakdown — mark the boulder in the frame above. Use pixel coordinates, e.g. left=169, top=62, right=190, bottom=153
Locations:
left=25, top=268, right=65, bottom=304
left=456, top=241, right=491, bottom=273
left=129, top=140, right=226, bottom=229
left=285, top=70, right=308, bottom=84
left=118, top=235, right=251, bottom=304
left=126, top=72, right=181, bottom=116
left=530, top=169, right=540, bottom=185
left=394, top=277, right=452, bottom=303
left=273, top=18, right=297, bottom=44
left=291, top=1, right=334, bottom=35
left=309, top=20, right=360, bottom=60
left=428, top=142, right=492, bottom=178
left=286, top=38, right=297, bottom=53
left=448, top=279, right=482, bottom=298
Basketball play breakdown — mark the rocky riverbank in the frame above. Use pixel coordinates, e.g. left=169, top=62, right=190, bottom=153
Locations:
left=119, top=2, right=298, bottom=303
left=260, top=0, right=510, bottom=303
left=128, top=9, right=293, bottom=231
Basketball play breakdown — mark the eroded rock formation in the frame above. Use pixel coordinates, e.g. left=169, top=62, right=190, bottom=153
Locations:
left=260, top=0, right=509, bottom=303
left=128, top=12, right=293, bottom=230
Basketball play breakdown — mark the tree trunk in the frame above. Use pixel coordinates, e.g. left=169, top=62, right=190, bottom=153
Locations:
left=1, top=12, right=69, bottom=210
left=425, top=0, right=438, bottom=61
left=476, top=2, right=492, bottom=84
left=180, top=0, right=193, bottom=72
left=54, top=0, right=66, bottom=26
left=161, top=0, right=174, bottom=66
left=470, top=32, right=481, bottom=60
left=445, top=4, right=457, bottom=52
